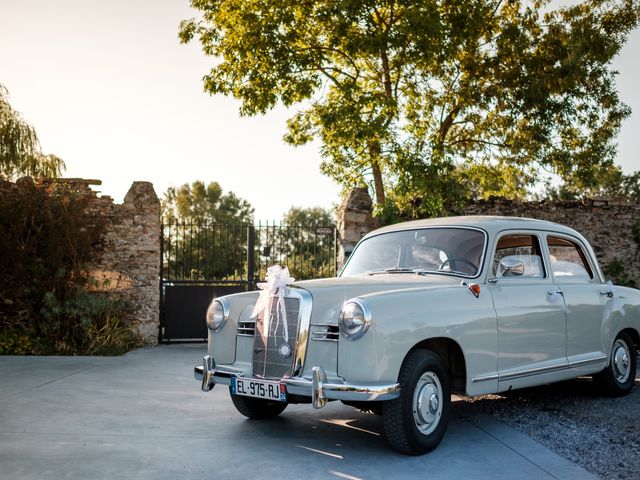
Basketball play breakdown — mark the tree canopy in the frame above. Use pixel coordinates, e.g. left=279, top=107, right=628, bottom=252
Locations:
left=160, top=181, right=254, bottom=281
left=273, top=206, right=336, bottom=279
left=0, top=84, right=65, bottom=180
left=161, top=180, right=254, bottom=224
left=180, top=0, right=639, bottom=218
left=282, top=205, right=335, bottom=226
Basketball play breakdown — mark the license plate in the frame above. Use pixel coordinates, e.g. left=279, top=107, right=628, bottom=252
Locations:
left=231, top=377, right=286, bottom=402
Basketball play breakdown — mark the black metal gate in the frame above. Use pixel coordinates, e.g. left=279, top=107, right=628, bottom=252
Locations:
left=159, top=223, right=337, bottom=342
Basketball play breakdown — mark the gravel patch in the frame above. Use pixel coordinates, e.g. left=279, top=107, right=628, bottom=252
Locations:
left=462, top=367, right=640, bottom=480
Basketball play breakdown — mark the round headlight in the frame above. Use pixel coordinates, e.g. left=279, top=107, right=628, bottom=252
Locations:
left=206, top=299, right=229, bottom=331
left=338, top=299, right=371, bottom=341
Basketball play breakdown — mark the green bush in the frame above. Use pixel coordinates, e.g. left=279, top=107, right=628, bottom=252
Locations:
left=604, top=258, right=637, bottom=289
left=39, top=289, right=137, bottom=355
left=0, top=178, right=140, bottom=355
left=0, top=328, right=39, bottom=355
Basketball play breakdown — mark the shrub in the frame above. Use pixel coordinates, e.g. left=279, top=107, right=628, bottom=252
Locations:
left=604, top=258, right=637, bottom=289
left=39, top=289, right=137, bottom=355
left=0, top=178, right=140, bottom=355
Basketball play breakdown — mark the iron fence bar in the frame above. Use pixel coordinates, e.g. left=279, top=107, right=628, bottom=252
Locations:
left=247, top=225, right=255, bottom=290
left=333, top=227, right=338, bottom=277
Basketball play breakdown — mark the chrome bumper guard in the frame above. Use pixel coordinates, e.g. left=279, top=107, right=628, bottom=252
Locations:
left=194, top=355, right=401, bottom=409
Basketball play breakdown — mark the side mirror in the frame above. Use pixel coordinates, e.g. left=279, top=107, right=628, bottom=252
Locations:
left=489, top=258, right=525, bottom=284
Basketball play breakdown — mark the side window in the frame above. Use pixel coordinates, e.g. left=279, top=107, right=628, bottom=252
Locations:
left=546, top=237, right=593, bottom=280
left=493, top=234, right=546, bottom=278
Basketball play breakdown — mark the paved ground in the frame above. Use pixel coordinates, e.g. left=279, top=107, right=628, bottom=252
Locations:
left=0, top=345, right=595, bottom=480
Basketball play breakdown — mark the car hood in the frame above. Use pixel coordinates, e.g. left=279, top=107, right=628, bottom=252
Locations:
left=294, top=274, right=463, bottom=325
left=295, top=273, right=461, bottom=292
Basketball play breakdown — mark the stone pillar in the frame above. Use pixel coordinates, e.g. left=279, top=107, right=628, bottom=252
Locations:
left=91, top=181, right=161, bottom=345
left=122, top=182, right=161, bottom=344
left=337, top=188, right=376, bottom=270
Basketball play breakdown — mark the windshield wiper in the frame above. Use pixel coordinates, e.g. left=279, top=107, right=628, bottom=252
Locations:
left=366, top=267, right=420, bottom=275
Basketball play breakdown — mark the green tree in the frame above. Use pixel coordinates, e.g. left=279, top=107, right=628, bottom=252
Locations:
left=180, top=0, right=639, bottom=219
left=161, top=180, right=254, bottom=224
left=282, top=206, right=335, bottom=227
left=0, top=84, right=65, bottom=179
left=541, top=165, right=640, bottom=201
left=160, top=181, right=254, bottom=280
left=280, top=206, right=336, bottom=279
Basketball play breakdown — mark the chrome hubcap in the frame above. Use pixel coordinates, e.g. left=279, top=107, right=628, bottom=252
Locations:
left=412, top=372, right=443, bottom=435
left=612, top=339, right=631, bottom=384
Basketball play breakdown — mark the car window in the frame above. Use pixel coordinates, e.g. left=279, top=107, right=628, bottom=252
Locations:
left=493, top=234, right=546, bottom=278
left=546, top=236, right=593, bottom=280
left=340, top=227, right=485, bottom=277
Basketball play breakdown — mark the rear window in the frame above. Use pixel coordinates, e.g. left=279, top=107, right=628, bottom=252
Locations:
left=546, top=237, right=593, bottom=280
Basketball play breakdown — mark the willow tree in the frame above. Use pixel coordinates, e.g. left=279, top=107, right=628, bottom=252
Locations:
left=0, top=85, right=65, bottom=180
left=180, top=0, right=639, bottom=218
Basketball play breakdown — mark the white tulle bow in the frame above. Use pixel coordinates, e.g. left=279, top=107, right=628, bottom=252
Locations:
left=251, top=265, right=296, bottom=342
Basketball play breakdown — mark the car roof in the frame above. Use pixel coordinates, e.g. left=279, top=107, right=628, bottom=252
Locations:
left=365, top=215, right=586, bottom=241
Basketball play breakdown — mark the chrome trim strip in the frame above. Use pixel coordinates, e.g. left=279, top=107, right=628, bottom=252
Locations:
left=288, top=286, right=313, bottom=377
left=471, top=374, right=499, bottom=383
left=311, top=325, right=339, bottom=342
left=497, top=355, right=608, bottom=382
left=237, top=318, right=256, bottom=336
left=568, top=355, right=608, bottom=368
left=499, top=363, right=568, bottom=381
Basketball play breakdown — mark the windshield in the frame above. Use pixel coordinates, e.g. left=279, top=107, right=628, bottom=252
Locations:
left=340, top=227, right=486, bottom=278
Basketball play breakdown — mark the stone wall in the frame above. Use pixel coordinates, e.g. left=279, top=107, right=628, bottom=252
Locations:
left=46, top=179, right=161, bottom=345
left=336, top=189, right=640, bottom=286
left=462, top=197, right=640, bottom=287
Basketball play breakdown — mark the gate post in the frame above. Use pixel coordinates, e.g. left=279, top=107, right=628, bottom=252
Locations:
left=247, top=225, right=255, bottom=290
left=337, top=188, right=376, bottom=270
left=159, top=224, right=165, bottom=342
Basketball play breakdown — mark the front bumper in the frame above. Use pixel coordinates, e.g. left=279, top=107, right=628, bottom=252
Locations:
left=194, top=355, right=400, bottom=409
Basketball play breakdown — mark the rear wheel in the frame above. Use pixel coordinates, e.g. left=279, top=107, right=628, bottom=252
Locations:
left=594, top=332, right=637, bottom=396
left=382, top=349, right=450, bottom=455
left=229, top=389, right=288, bottom=419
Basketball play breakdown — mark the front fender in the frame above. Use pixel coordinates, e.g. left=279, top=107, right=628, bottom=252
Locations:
left=208, top=291, right=260, bottom=364
left=337, top=285, right=498, bottom=395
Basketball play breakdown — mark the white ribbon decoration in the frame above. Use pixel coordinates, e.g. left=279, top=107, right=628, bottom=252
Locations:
left=251, top=265, right=296, bottom=342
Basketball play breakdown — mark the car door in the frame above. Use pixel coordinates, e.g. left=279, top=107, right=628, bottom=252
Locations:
left=488, top=231, right=568, bottom=391
left=544, top=234, right=609, bottom=373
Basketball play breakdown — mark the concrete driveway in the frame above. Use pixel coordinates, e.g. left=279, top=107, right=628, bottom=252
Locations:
left=0, top=345, right=594, bottom=480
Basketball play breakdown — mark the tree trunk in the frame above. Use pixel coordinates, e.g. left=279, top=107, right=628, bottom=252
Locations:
left=369, top=141, right=386, bottom=206
left=369, top=47, right=393, bottom=208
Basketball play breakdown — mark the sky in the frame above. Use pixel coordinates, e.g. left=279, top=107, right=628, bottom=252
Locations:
left=1, top=0, right=638, bottom=221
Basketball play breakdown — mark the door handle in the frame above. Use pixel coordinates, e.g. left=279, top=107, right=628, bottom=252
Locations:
left=600, top=290, right=614, bottom=299
left=547, top=290, right=563, bottom=296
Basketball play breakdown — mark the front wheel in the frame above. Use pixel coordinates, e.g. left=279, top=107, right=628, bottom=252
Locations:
left=382, top=349, right=450, bottom=455
left=594, top=332, right=637, bottom=396
left=229, top=389, right=288, bottom=419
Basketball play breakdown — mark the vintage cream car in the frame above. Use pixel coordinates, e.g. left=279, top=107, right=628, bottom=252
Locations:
left=195, top=216, right=640, bottom=454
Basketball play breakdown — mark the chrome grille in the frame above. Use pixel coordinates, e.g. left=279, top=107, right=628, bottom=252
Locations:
left=311, top=324, right=339, bottom=342
left=253, top=297, right=300, bottom=378
left=237, top=318, right=255, bottom=336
